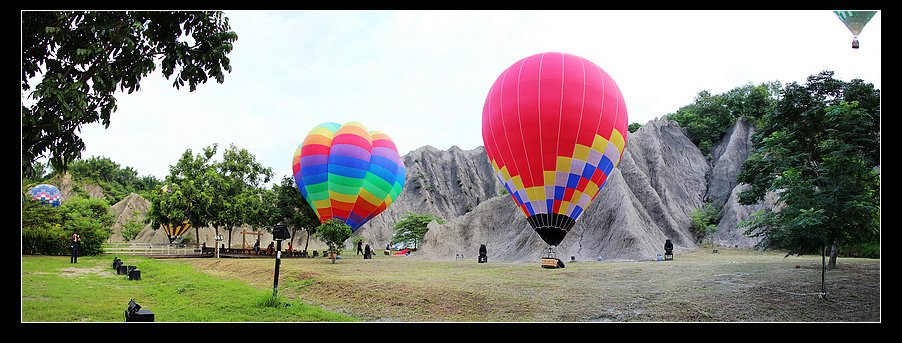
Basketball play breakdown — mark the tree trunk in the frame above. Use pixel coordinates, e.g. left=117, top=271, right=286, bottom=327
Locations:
left=213, top=226, right=220, bottom=250
left=821, top=245, right=827, bottom=299
left=227, top=226, right=233, bottom=249
left=304, top=228, right=311, bottom=253
left=828, top=242, right=839, bottom=270
left=194, top=227, right=200, bottom=248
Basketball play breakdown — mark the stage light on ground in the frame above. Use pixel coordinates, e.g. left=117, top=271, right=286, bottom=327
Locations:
left=125, top=299, right=154, bottom=322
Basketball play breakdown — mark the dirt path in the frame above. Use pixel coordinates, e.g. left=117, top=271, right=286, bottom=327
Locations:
left=173, top=248, right=879, bottom=322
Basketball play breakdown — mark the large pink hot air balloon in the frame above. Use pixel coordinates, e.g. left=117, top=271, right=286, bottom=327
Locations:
left=482, top=52, right=628, bottom=260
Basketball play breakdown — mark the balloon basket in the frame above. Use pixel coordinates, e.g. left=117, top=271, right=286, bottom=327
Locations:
left=540, top=246, right=565, bottom=268
left=541, top=258, right=561, bottom=269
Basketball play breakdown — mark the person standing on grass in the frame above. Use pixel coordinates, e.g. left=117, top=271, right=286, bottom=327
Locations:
left=357, top=240, right=363, bottom=255
left=69, top=232, right=80, bottom=263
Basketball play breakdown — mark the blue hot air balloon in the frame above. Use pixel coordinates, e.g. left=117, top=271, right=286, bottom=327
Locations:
left=30, top=184, right=62, bottom=207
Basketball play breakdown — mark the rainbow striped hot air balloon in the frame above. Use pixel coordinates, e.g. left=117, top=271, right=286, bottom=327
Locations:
left=482, top=52, right=628, bottom=256
left=29, top=184, right=62, bottom=207
left=292, top=121, right=406, bottom=231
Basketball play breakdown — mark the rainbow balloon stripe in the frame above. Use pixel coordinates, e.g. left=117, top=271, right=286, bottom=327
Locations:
left=292, top=121, right=406, bottom=231
left=29, top=184, right=62, bottom=207
left=482, top=52, right=628, bottom=246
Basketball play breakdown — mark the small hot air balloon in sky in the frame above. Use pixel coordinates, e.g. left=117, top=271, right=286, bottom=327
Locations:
left=29, top=184, right=62, bottom=207
left=482, top=52, right=628, bottom=262
left=834, top=10, right=877, bottom=49
left=293, top=121, right=406, bottom=232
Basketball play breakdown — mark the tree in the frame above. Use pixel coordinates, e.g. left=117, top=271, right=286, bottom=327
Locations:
left=392, top=212, right=445, bottom=251
left=269, top=176, right=320, bottom=253
left=146, top=145, right=218, bottom=245
left=315, top=219, right=352, bottom=264
left=24, top=161, right=54, bottom=185
left=21, top=11, right=237, bottom=179
left=737, top=71, right=880, bottom=298
left=209, top=144, right=272, bottom=248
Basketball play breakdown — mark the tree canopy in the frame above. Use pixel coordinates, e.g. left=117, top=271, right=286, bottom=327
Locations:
left=737, top=71, right=880, bottom=284
left=208, top=144, right=273, bottom=247
left=267, top=176, right=320, bottom=252
left=22, top=11, right=237, bottom=178
left=392, top=212, right=445, bottom=250
left=315, top=219, right=352, bottom=264
left=667, top=82, right=779, bottom=155
left=145, top=144, right=219, bottom=245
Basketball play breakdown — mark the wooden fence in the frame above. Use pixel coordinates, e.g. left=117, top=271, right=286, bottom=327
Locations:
left=102, top=243, right=207, bottom=257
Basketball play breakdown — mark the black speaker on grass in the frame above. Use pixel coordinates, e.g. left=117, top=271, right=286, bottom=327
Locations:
left=125, top=299, right=154, bottom=322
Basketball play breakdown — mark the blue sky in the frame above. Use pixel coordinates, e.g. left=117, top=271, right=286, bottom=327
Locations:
left=69, top=10, right=881, bottom=184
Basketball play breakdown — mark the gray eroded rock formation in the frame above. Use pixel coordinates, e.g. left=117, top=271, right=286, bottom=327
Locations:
left=351, top=145, right=502, bottom=248
left=107, top=193, right=152, bottom=242
left=417, top=118, right=710, bottom=261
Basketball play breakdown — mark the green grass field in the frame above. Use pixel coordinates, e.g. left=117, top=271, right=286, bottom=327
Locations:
left=22, top=248, right=880, bottom=322
left=21, top=255, right=357, bottom=322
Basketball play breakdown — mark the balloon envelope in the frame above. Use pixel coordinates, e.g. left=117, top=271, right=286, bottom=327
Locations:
left=482, top=52, right=628, bottom=246
left=293, top=121, right=406, bottom=231
left=834, top=10, right=877, bottom=36
left=162, top=221, right=192, bottom=239
left=29, top=184, right=62, bottom=207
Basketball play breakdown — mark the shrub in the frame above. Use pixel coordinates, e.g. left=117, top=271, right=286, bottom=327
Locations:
left=121, top=213, right=145, bottom=242
left=22, top=199, right=68, bottom=255
left=840, top=242, right=879, bottom=259
left=628, top=122, right=642, bottom=133
left=22, top=196, right=113, bottom=256
left=689, top=202, right=722, bottom=242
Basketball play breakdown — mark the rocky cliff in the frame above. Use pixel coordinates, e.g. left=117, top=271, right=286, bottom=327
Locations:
left=351, top=145, right=503, bottom=247
left=107, top=193, right=152, bottom=242
left=416, top=118, right=710, bottom=262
